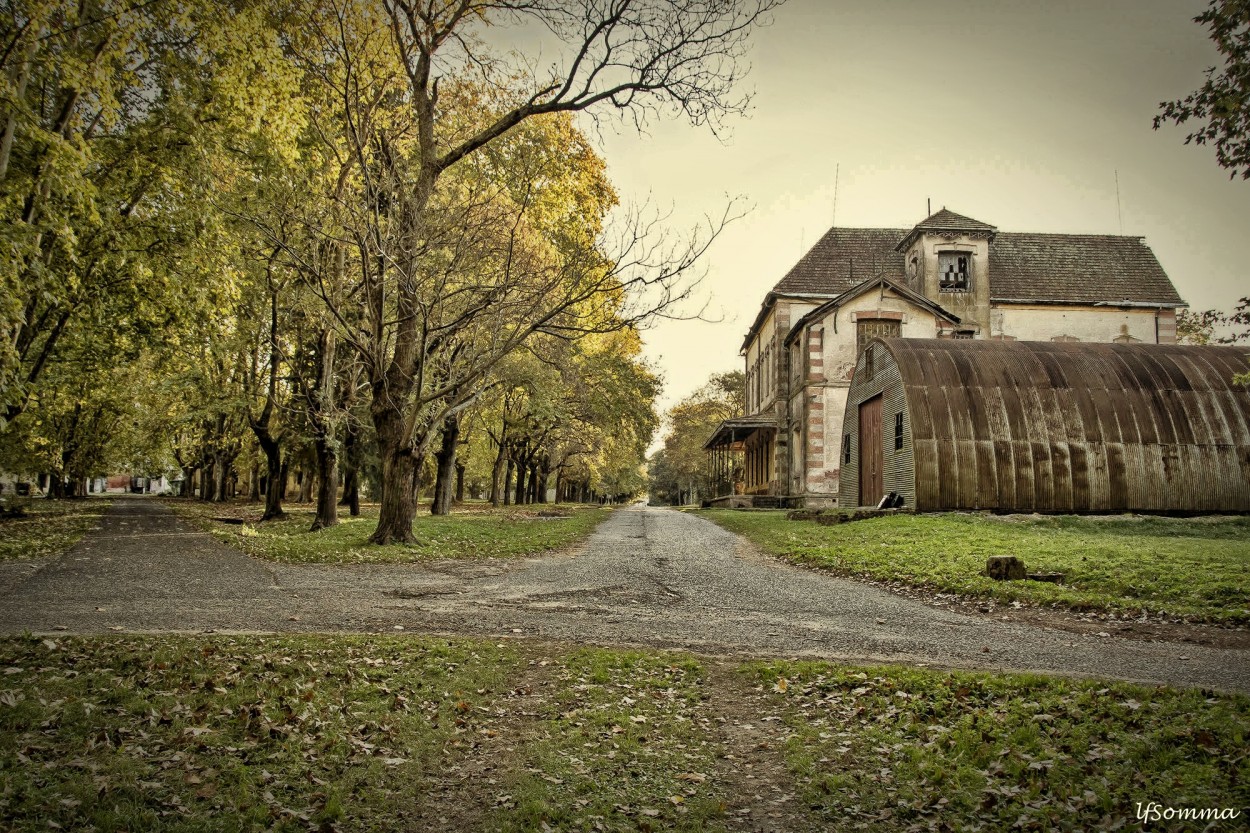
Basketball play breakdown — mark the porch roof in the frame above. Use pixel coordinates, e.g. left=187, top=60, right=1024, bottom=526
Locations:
left=703, top=414, right=776, bottom=450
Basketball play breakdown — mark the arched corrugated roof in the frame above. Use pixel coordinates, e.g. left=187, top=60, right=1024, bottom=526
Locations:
left=880, top=339, right=1250, bottom=513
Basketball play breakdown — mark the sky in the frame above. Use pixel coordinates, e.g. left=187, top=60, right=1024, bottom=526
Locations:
left=569, top=0, right=1249, bottom=442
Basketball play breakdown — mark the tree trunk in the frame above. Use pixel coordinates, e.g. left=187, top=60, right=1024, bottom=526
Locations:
left=536, top=461, right=550, bottom=504
left=340, top=467, right=360, bottom=516
left=200, top=463, right=214, bottom=502
left=261, top=447, right=285, bottom=521
left=431, top=415, right=459, bottom=516
left=514, top=455, right=528, bottom=506
left=47, top=475, right=66, bottom=500
left=370, top=410, right=418, bottom=544
left=489, top=425, right=508, bottom=507
left=503, top=455, right=514, bottom=506
left=297, top=468, right=313, bottom=504
left=181, top=467, right=197, bottom=498
left=310, top=439, right=339, bottom=531
left=455, top=462, right=466, bottom=504
left=213, top=454, right=231, bottom=503
left=249, top=463, right=260, bottom=501
left=527, top=462, right=539, bottom=504
left=278, top=460, right=289, bottom=499
left=338, top=421, right=360, bottom=515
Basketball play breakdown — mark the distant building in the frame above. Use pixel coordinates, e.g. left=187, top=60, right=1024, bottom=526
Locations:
left=705, top=209, right=1187, bottom=508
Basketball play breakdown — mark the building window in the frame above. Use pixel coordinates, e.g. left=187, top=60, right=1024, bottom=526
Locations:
left=764, top=346, right=771, bottom=397
left=856, top=318, right=901, bottom=355
left=894, top=412, right=904, bottom=450
left=863, top=344, right=875, bottom=380
left=938, top=251, right=971, bottom=292
left=953, top=329, right=975, bottom=339
left=843, top=434, right=851, bottom=464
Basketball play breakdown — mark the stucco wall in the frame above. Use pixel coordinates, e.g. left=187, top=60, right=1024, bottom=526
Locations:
left=799, top=288, right=944, bottom=496
left=993, top=305, right=1167, bottom=344
left=907, top=233, right=992, bottom=334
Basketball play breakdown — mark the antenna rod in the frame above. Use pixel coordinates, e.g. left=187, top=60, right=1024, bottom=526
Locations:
left=927, top=197, right=931, bottom=217
left=832, top=162, right=840, bottom=227
left=1114, top=170, right=1123, bottom=235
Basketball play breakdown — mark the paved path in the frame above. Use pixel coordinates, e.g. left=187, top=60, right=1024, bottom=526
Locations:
left=1, top=499, right=1246, bottom=693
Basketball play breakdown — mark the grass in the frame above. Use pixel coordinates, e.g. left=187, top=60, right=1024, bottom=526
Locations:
left=164, top=499, right=611, bottom=564
left=0, top=497, right=111, bottom=561
left=0, top=634, right=522, bottom=832
left=1, top=635, right=1246, bottom=831
left=499, top=649, right=725, bottom=831
left=744, top=660, right=1250, bottom=832
left=702, top=510, right=1250, bottom=624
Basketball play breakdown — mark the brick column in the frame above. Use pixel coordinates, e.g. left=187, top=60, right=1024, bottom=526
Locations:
left=805, top=327, right=825, bottom=492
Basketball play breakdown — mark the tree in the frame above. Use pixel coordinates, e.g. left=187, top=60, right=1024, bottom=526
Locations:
left=272, top=0, right=778, bottom=543
left=1177, top=308, right=1226, bottom=344
left=649, top=370, right=744, bottom=504
left=1155, top=1, right=1250, bottom=179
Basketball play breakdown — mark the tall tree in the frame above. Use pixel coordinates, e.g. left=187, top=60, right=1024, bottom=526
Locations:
left=294, top=0, right=778, bottom=543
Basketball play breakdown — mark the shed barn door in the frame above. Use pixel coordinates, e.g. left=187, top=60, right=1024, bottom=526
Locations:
left=859, top=394, right=884, bottom=506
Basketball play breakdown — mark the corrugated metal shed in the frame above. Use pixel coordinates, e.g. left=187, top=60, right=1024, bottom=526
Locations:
left=839, top=339, right=1250, bottom=513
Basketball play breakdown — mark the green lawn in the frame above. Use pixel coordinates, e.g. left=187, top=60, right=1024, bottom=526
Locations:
left=164, top=500, right=610, bottom=564
left=702, top=510, right=1250, bottom=624
left=0, top=497, right=111, bottom=561
left=745, top=660, right=1250, bottom=832
left=0, top=635, right=1245, bottom=832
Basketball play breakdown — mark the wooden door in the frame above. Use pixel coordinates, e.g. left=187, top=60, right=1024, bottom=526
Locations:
left=859, top=394, right=883, bottom=506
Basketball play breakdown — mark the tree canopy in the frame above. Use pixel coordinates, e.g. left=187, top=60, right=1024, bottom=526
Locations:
left=1155, top=0, right=1250, bottom=179
left=0, top=0, right=777, bottom=532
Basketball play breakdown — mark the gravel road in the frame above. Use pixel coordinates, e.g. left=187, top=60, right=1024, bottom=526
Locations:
left=1, top=498, right=1246, bottom=693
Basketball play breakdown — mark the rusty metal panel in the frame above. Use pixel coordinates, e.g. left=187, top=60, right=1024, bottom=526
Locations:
left=859, top=339, right=1250, bottom=513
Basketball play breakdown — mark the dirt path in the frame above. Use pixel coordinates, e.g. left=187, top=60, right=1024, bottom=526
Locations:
left=1, top=498, right=1247, bottom=693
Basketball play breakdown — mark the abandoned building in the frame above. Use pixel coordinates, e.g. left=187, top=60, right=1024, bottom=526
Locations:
left=704, top=208, right=1190, bottom=507
left=839, top=339, right=1250, bottom=513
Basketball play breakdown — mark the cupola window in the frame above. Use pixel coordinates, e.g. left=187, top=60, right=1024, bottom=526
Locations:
left=938, top=252, right=971, bottom=292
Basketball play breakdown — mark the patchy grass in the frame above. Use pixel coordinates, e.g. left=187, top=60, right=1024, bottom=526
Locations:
left=703, top=510, right=1250, bottom=623
left=0, top=634, right=523, bottom=832
left=3, top=635, right=1247, bottom=832
left=0, top=497, right=110, bottom=561
left=164, top=500, right=610, bottom=564
left=744, top=660, right=1250, bottom=832
left=498, top=649, right=725, bottom=831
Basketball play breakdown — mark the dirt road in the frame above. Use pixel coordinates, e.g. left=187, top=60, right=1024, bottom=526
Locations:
left=1, top=498, right=1245, bottom=692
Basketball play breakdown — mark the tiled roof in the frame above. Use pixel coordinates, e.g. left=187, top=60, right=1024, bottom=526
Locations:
left=896, top=208, right=998, bottom=251
left=770, top=226, right=1184, bottom=306
left=989, top=233, right=1184, bottom=305
left=772, top=227, right=909, bottom=295
left=913, top=208, right=997, bottom=234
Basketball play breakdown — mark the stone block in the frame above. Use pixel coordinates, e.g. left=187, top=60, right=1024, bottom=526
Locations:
left=986, top=555, right=1027, bottom=581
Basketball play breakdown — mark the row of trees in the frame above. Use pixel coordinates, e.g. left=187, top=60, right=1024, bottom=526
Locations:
left=0, top=0, right=781, bottom=539
left=648, top=370, right=743, bottom=505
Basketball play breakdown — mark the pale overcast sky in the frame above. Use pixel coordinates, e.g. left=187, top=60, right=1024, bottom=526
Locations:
left=578, top=0, right=1249, bottom=435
